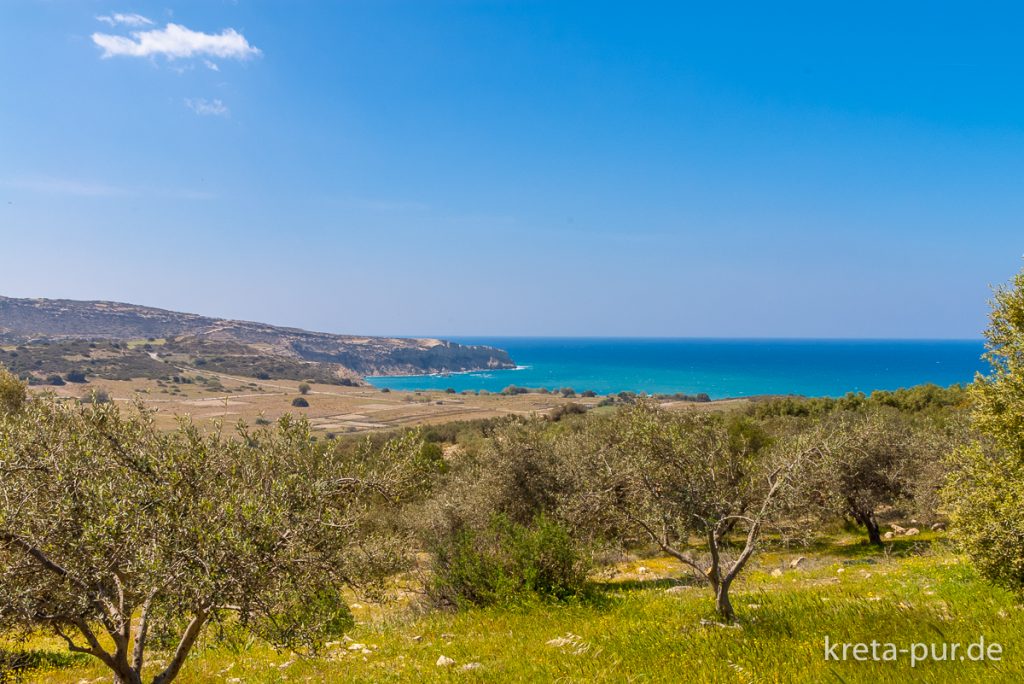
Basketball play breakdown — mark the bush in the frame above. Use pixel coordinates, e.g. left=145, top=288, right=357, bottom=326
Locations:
left=548, top=403, right=587, bottom=422
left=292, top=397, right=310, bottom=408
left=80, top=389, right=111, bottom=405
left=429, top=514, right=589, bottom=608
left=0, top=368, right=27, bottom=415
left=501, top=385, right=529, bottom=396
left=298, top=383, right=311, bottom=395
left=46, top=374, right=65, bottom=386
left=64, top=370, right=87, bottom=383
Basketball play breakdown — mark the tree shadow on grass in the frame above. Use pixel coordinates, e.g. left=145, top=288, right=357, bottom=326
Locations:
left=799, top=535, right=946, bottom=560
left=592, top=574, right=705, bottom=595
left=0, top=648, right=88, bottom=682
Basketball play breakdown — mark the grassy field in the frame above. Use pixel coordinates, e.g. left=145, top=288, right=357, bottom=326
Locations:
left=7, top=532, right=1020, bottom=683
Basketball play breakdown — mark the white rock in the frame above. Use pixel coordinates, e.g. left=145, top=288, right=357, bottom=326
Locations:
left=770, top=568, right=783, bottom=577
left=461, top=662, right=483, bottom=671
left=436, top=655, right=456, bottom=667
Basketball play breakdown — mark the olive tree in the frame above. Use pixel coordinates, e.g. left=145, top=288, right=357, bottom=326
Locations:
left=564, top=402, right=825, bottom=621
left=799, top=409, right=935, bottom=545
left=0, top=380, right=414, bottom=684
left=945, top=266, right=1024, bottom=592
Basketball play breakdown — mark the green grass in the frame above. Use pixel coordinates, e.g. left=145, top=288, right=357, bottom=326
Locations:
left=10, top=537, right=1024, bottom=683
left=126, top=338, right=167, bottom=349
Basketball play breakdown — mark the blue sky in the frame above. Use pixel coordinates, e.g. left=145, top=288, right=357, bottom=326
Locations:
left=1, top=1, right=1021, bottom=338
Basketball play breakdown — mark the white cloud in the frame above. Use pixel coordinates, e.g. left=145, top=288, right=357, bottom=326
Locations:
left=96, top=13, right=154, bottom=27
left=185, top=98, right=229, bottom=117
left=203, top=59, right=220, bottom=72
left=92, top=23, right=260, bottom=60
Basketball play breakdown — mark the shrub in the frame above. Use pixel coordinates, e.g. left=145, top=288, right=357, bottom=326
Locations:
left=501, top=385, right=529, bottom=395
left=298, top=383, right=311, bottom=395
left=445, top=387, right=456, bottom=394
left=0, top=368, right=27, bottom=415
left=64, top=370, right=87, bottom=384
left=428, top=514, right=589, bottom=608
left=80, top=389, right=111, bottom=405
left=548, top=403, right=587, bottom=422
left=581, top=390, right=597, bottom=398
left=292, top=397, right=310, bottom=408
left=560, top=387, right=576, bottom=398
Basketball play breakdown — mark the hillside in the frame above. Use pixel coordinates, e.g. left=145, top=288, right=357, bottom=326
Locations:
left=0, top=296, right=514, bottom=383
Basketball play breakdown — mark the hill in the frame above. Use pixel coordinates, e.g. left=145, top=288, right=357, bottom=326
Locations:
left=0, top=295, right=514, bottom=384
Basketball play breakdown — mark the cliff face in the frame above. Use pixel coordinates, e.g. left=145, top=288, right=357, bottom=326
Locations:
left=0, top=296, right=514, bottom=377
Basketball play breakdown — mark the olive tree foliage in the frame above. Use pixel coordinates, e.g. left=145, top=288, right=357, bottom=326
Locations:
left=562, top=402, right=828, bottom=621
left=945, top=266, right=1024, bottom=593
left=0, top=378, right=416, bottom=684
left=798, top=408, right=946, bottom=545
left=0, top=368, right=26, bottom=415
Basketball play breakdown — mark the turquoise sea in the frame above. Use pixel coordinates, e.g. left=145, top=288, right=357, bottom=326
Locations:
left=366, top=338, right=989, bottom=399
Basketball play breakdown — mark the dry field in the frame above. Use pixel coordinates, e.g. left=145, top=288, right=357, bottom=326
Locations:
left=31, top=365, right=749, bottom=434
